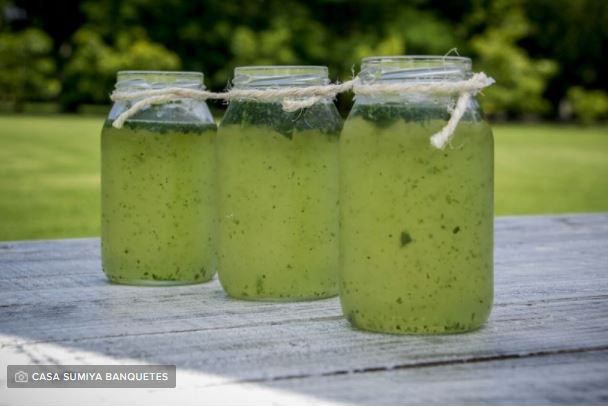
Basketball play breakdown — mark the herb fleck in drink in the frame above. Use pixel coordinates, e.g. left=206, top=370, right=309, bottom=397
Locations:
left=101, top=71, right=216, bottom=285
left=340, top=57, right=494, bottom=333
left=217, top=66, right=342, bottom=300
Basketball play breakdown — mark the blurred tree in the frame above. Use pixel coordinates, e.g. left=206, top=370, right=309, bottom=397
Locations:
left=311, top=1, right=460, bottom=112
left=67, top=0, right=460, bottom=109
left=62, top=28, right=180, bottom=109
left=2, top=0, right=606, bottom=119
left=523, top=0, right=608, bottom=116
left=567, top=87, right=608, bottom=124
left=322, top=2, right=458, bottom=74
left=466, top=0, right=557, bottom=117
left=0, top=27, right=60, bottom=111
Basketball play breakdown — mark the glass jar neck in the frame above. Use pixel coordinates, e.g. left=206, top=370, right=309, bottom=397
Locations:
left=359, top=56, right=472, bottom=85
left=232, top=66, right=329, bottom=89
left=109, top=71, right=213, bottom=124
left=115, top=71, right=204, bottom=92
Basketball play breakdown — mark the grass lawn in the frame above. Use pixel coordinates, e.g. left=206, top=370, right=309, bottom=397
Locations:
left=0, top=115, right=607, bottom=241
left=494, top=123, right=608, bottom=215
left=0, top=115, right=102, bottom=241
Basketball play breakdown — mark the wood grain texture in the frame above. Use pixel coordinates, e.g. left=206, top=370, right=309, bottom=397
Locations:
left=0, top=213, right=607, bottom=404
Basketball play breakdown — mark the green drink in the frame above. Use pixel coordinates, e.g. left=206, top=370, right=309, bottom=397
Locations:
left=339, top=57, right=494, bottom=333
left=101, top=71, right=216, bottom=285
left=217, top=66, right=342, bottom=300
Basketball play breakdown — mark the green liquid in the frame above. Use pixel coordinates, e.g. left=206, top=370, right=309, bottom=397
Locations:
left=101, top=121, right=216, bottom=285
left=339, top=113, right=494, bottom=333
left=216, top=124, right=339, bottom=300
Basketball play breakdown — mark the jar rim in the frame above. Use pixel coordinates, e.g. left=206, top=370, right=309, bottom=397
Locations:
left=359, top=55, right=472, bottom=84
left=117, top=70, right=203, bottom=78
left=233, top=65, right=329, bottom=88
left=234, top=65, right=328, bottom=74
left=362, top=55, right=471, bottom=64
left=115, top=71, right=204, bottom=91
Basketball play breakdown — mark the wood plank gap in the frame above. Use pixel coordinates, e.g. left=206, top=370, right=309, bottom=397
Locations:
left=237, top=345, right=608, bottom=385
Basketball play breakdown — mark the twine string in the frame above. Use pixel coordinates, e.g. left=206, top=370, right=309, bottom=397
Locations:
left=110, top=72, right=494, bottom=149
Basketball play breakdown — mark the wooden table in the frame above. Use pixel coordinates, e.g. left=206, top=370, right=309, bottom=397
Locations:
left=1, top=213, right=607, bottom=405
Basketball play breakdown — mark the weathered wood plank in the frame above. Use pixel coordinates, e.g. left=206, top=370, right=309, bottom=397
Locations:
left=255, top=349, right=608, bottom=405
left=2, top=343, right=606, bottom=405
left=3, top=294, right=605, bottom=383
left=1, top=214, right=606, bottom=343
left=0, top=336, right=327, bottom=405
left=0, top=213, right=607, bottom=404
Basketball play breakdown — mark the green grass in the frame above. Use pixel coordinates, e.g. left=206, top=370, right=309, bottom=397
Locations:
left=0, top=115, right=102, bottom=240
left=0, top=115, right=607, bottom=241
left=494, top=124, right=608, bottom=215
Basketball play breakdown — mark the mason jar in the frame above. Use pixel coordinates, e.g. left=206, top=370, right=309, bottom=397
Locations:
left=340, top=56, right=494, bottom=333
left=217, top=66, right=342, bottom=300
left=102, top=71, right=216, bottom=285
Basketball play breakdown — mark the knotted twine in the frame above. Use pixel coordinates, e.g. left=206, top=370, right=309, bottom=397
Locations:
left=110, top=72, right=494, bottom=149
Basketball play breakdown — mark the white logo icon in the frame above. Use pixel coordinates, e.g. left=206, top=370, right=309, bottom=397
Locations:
left=14, top=371, right=29, bottom=383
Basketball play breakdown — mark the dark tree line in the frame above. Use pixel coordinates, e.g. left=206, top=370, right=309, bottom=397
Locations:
left=1, top=0, right=607, bottom=121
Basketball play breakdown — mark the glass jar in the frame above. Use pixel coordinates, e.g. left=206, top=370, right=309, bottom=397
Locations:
left=217, top=66, right=342, bottom=300
left=340, top=56, right=494, bottom=333
left=101, top=71, right=216, bottom=285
